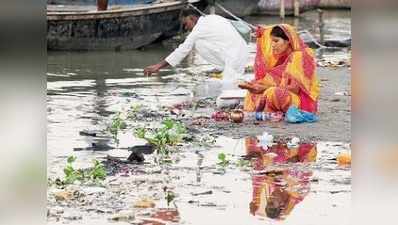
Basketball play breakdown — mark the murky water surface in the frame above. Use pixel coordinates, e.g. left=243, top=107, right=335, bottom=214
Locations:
left=47, top=10, right=351, bottom=225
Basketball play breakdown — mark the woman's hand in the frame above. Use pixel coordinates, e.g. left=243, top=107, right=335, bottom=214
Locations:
left=238, top=81, right=252, bottom=90
left=238, top=82, right=266, bottom=94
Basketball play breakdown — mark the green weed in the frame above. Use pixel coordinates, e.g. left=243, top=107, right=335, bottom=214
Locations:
left=217, top=153, right=230, bottom=167
left=62, top=156, right=106, bottom=185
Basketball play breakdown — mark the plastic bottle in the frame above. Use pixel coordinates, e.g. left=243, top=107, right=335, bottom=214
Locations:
left=255, top=112, right=270, bottom=121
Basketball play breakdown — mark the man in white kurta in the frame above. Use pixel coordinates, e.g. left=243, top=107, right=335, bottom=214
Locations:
left=144, top=9, right=249, bottom=87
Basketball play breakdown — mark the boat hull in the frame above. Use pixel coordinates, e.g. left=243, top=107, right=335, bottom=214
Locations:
left=47, top=1, right=206, bottom=51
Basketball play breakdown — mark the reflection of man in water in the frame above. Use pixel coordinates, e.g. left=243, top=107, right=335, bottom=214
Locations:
left=245, top=137, right=316, bottom=219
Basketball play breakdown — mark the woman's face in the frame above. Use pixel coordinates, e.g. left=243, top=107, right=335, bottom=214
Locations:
left=271, top=36, right=290, bottom=54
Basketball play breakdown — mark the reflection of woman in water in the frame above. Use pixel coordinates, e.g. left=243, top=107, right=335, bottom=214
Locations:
left=245, top=137, right=316, bottom=219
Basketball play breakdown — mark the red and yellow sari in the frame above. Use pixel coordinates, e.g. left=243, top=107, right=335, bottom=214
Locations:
left=244, top=24, right=320, bottom=113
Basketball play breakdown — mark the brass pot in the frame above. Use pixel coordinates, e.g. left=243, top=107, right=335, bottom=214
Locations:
left=230, top=110, right=244, bottom=123
left=97, top=0, right=108, bottom=11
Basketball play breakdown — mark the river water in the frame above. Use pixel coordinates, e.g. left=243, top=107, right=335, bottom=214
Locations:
left=47, top=9, right=351, bottom=225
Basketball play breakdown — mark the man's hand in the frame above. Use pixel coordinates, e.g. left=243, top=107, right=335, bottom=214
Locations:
left=144, top=64, right=162, bottom=76
left=144, top=60, right=170, bottom=76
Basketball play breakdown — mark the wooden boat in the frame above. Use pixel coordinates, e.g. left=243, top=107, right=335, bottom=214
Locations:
left=212, top=0, right=321, bottom=17
left=47, top=0, right=206, bottom=50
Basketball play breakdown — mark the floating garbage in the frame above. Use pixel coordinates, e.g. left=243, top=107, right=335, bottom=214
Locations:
left=54, top=191, right=73, bottom=201
left=337, top=152, right=351, bottom=166
left=109, top=210, right=135, bottom=222
left=334, top=91, right=350, bottom=96
left=287, top=137, right=301, bottom=148
left=170, top=87, right=194, bottom=96
left=133, top=198, right=156, bottom=208
left=257, top=132, right=274, bottom=149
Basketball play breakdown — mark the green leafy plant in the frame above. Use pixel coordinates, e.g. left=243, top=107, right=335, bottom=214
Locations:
left=165, top=191, right=176, bottom=207
left=163, top=186, right=176, bottom=207
left=235, top=158, right=251, bottom=168
left=217, top=153, right=230, bottom=167
left=108, top=112, right=127, bottom=145
left=63, top=156, right=79, bottom=184
left=62, top=156, right=106, bottom=185
left=88, top=159, right=107, bottom=183
left=134, top=118, right=186, bottom=156
left=127, top=104, right=143, bottom=120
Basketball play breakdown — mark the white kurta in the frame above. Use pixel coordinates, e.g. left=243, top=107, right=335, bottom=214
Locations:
left=165, top=15, right=249, bottom=82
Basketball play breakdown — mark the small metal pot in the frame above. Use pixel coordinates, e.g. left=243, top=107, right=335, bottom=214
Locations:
left=230, top=110, right=244, bottom=123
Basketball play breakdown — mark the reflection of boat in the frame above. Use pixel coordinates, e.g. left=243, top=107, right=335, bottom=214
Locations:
left=47, top=0, right=207, bottom=50
left=212, top=0, right=321, bottom=17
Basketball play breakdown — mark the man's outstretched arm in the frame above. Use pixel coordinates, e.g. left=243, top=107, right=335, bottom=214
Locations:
left=144, top=24, right=200, bottom=76
left=144, top=60, right=170, bottom=76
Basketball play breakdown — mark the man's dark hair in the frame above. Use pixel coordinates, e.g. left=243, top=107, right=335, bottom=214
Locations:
left=271, top=26, right=289, bottom=41
left=181, top=8, right=201, bottom=18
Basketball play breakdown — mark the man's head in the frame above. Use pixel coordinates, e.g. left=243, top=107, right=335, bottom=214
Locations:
left=181, top=9, right=201, bottom=31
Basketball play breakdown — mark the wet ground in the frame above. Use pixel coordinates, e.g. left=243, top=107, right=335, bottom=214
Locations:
left=48, top=137, right=350, bottom=225
left=47, top=9, right=351, bottom=225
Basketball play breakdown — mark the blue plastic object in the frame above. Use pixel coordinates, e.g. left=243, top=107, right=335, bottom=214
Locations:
left=285, top=106, right=319, bottom=123
left=255, top=112, right=265, bottom=121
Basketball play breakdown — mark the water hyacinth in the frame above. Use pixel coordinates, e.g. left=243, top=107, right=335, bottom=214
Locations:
left=134, top=118, right=187, bottom=156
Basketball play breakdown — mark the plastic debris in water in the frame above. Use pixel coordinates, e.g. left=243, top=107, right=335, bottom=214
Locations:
left=257, top=132, right=274, bottom=149
left=337, top=152, right=351, bottom=166
left=334, top=91, right=350, bottom=96
left=133, top=198, right=156, bottom=208
left=210, top=72, right=223, bottom=79
left=287, top=137, right=300, bottom=148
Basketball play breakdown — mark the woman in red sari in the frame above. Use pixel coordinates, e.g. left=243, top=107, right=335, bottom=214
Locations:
left=239, top=24, right=320, bottom=113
